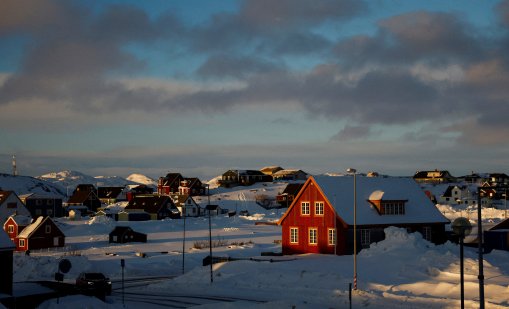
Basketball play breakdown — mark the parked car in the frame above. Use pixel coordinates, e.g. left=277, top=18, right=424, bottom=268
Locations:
left=76, top=272, right=112, bottom=295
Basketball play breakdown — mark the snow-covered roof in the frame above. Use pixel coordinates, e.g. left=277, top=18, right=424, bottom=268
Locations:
left=6, top=214, right=33, bottom=226
left=17, top=216, right=46, bottom=238
left=311, top=175, right=449, bottom=225
left=0, top=229, right=15, bottom=250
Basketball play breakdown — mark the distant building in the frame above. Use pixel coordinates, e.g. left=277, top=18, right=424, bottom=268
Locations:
left=109, top=226, right=147, bottom=243
left=413, top=170, right=456, bottom=184
left=276, top=183, right=304, bottom=208
left=260, top=166, right=284, bottom=176
left=272, top=169, right=308, bottom=181
left=19, top=193, right=64, bottom=218
left=158, top=173, right=184, bottom=195
left=124, top=195, right=179, bottom=220
left=64, top=184, right=102, bottom=213
left=98, top=186, right=127, bottom=205
left=218, top=170, right=273, bottom=188
left=3, top=213, right=32, bottom=241
left=178, top=178, right=206, bottom=196
left=171, top=194, right=200, bottom=217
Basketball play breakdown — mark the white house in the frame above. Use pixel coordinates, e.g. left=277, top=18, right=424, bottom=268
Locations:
left=0, top=191, right=31, bottom=223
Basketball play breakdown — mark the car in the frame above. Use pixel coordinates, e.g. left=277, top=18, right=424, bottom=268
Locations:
left=76, top=272, right=112, bottom=296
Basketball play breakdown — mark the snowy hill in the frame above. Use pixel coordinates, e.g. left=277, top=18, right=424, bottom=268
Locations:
left=126, top=173, right=157, bottom=186
left=38, top=170, right=155, bottom=192
left=0, top=173, right=67, bottom=198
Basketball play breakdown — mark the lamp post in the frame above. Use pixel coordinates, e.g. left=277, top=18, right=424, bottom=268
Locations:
left=452, top=217, right=472, bottom=309
left=347, top=168, right=357, bottom=290
left=182, top=202, right=186, bottom=275
left=205, top=184, right=213, bottom=283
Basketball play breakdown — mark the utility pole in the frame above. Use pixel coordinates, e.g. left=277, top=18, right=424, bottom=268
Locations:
left=12, top=155, right=18, bottom=176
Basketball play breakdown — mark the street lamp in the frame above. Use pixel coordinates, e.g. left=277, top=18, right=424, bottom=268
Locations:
left=346, top=168, right=358, bottom=290
left=204, top=183, right=213, bottom=283
left=452, top=217, right=472, bottom=309
left=182, top=201, right=186, bottom=275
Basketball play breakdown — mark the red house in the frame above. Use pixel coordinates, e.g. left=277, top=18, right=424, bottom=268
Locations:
left=278, top=175, right=449, bottom=255
left=158, top=173, right=184, bottom=195
left=15, top=216, right=65, bottom=252
left=3, top=214, right=32, bottom=241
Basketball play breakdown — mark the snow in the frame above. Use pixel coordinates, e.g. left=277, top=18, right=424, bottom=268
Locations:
left=0, top=229, right=14, bottom=249
left=0, top=173, right=66, bottom=198
left=6, top=178, right=509, bottom=308
left=17, top=216, right=45, bottom=238
left=126, top=173, right=157, bottom=186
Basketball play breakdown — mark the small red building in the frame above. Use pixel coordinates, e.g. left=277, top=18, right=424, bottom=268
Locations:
left=15, top=216, right=65, bottom=252
left=3, top=214, right=32, bottom=241
left=278, top=175, right=449, bottom=255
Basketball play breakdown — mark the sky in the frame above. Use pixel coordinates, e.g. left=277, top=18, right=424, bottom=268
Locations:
left=2, top=0, right=509, bottom=180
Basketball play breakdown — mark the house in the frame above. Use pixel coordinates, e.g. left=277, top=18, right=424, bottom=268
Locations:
left=15, top=216, right=65, bottom=252
left=124, top=195, right=179, bottom=220
left=0, top=229, right=15, bottom=295
left=457, top=172, right=486, bottom=184
left=413, top=170, right=456, bottom=184
left=487, top=173, right=509, bottom=187
left=158, top=173, right=184, bottom=195
left=0, top=191, right=31, bottom=222
left=126, top=184, right=155, bottom=201
left=109, top=226, right=147, bottom=243
left=272, top=169, right=308, bottom=181
left=438, top=185, right=477, bottom=206
left=218, top=170, right=273, bottom=188
left=98, top=186, right=127, bottom=205
left=19, top=193, right=64, bottom=218
left=278, top=175, right=449, bottom=255
left=64, top=184, right=102, bottom=213
left=3, top=213, right=32, bottom=241
left=260, top=166, right=284, bottom=176
left=171, top=194, right=200, bottom=217
left=204, top=204, right=222, bottom=216
left=276, top=183, right=304, bottom=208
left=178, top=178, right=206, bottom=196
left=484, top=218, right=509, bottom=252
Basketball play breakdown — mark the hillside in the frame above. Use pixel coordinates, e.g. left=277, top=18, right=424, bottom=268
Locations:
left=0, top=173, right=67, bottom=198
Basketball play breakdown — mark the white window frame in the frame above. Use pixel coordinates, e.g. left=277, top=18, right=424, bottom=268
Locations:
left=301, top=202, right=310, bottom=215
left=45, top=225, right=51, bottom=233
left=290, top=227, right=298, bottom=244
left=328, top=228, right=336, bottom=246
left=308, top=228, right=318, bottom=245
left=423, top=226, right=432, bottom=241
left=8, top=225, right=14, bottom=233
left=315, top=202, right=324, bottom=216
left=19, top=239, right=25, bottom=247
left=360, top=229, right=371, bottom=248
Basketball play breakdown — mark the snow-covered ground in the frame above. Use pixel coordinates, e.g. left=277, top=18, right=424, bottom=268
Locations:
left=11, top=182, right=509, bottom=308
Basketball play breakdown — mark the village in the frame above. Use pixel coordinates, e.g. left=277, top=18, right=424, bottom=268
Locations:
left=0, top=167, right=509, bottom=308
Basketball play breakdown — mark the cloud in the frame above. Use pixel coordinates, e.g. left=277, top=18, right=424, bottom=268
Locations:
left=196, top=54, right=284, bottom=79
left=331, top=125, right=371, bottom=141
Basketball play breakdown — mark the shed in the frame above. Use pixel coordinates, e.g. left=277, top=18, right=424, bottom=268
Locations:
left=109, top=226, right=147, bottom=243
left=15, top=216, right=65, bottom=252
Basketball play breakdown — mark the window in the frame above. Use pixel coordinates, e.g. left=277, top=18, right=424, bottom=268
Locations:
left=45, top=225, right=51, bottom=233
left=423, top=227, right=432, bottom=241
left=8, top=225, right=14, bottom=233
left=328, top=228, right=336, bottom=246
left=309, top=228, right=318, bottom=245
left=301, top=202, right=310, bottom=215
left=381, top=201, right=405, bottom=215
left=290, top=227, right=298, bottom=244
left=35, top=209, right=42, bottom=216
left=360, top=229, right=371, bottom=248
left=19, top=239, right=25, bottom=247
left=36, top=199, right=42, bottom=206
left=47, top=209, right=53, bottom=216
left=315, top=202, right=324, bottom=215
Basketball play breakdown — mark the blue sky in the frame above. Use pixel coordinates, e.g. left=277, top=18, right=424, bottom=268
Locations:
left=1, top=0, right=509, bottom=180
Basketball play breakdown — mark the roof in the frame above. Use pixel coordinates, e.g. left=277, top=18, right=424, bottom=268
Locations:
left=260, top=166, right=284, bottom=174
left=0, top=191, right=13, bottom=205
left=281, top=183, right=304, bottom=196
left=273, top=169, right=307, bottom=176
left=5, top=214, right=32, bottom=226
left=126, top=195, right=174, bottom=213
left=280, top=176, right=449, bottom=226
left=110, top=226, right=132, bottom=234
left=171, top=194, right=196, bottom=206
left=490, top=218, right=509, bottom=230
left=17, top=216, right=47, bottom=238
left=413, top=170, right=453, bottom=179
left=67, top=190, right=95, bottom=204
left=160, top=173, right=183, bottom=186
left=98, top=187, right=125, bottom=199
left=0, top=229, right=15, bottom=250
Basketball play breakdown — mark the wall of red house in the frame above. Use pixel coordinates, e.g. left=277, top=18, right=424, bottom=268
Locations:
left=281, top=180, right=348, bottom=255
left=3, top=218, right=19, bottom=240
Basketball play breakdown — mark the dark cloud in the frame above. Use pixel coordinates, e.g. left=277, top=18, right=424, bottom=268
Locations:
left=498, top=0, right=509, bottom=26
left=331, top=125, right=371, bottom=141
left=196, top=54, right=283, bottom=79
left=335, top=11, right=482, bottom=67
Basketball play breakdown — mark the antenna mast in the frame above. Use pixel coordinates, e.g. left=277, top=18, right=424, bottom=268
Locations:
left=12, top=155, right=18, bottom=176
